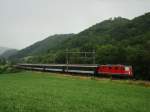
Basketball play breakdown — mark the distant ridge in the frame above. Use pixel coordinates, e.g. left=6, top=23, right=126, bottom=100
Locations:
left=0, top=47, right=15, bottom=56
left=0, top=49, right=18, bottom=59
left=10, top=34, right=74, bottom=59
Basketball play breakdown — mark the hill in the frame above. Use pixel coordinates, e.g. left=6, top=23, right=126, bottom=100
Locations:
left=10, top=12, right=150, bottom=80
left=10, top=34, right=74, bottom=61
left=0, top=49, right=18, bottom=59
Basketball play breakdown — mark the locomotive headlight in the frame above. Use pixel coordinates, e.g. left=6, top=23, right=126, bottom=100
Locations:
left=125, top=67, right=129, bottom=71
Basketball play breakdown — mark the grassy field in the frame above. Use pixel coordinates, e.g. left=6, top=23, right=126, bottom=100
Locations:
left=0, top=71, right=150, bottom=112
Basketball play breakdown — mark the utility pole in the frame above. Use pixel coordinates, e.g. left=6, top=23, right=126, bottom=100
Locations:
left=93, top=50, right=96, bottom=65
left=66, top=49, right=69, bottom=72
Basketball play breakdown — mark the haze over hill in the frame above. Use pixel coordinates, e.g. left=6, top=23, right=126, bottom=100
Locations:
left=0, top=47, right=9, bottom=55
left=0, top=49, right=18, bottom=59
left=0, top=47, right=18, bottom=59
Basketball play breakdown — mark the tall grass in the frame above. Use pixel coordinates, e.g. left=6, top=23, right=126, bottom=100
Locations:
left=0, top=71, right=149, bottom=112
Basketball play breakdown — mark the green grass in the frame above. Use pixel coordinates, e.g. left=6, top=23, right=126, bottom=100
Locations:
left=0, top=71, right=150, bottom=112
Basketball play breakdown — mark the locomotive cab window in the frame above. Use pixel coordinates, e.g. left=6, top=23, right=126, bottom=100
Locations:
left=122, top=67, right=125, bottom=70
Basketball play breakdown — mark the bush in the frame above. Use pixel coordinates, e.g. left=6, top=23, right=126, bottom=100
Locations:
left=0, top=65, right=21, bottom=74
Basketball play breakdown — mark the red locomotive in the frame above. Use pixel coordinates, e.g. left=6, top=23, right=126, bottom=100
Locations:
left=96, top=65, right=133, bottom=77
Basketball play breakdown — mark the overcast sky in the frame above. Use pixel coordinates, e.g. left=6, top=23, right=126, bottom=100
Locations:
left=0, top=0, right=150, bottom=49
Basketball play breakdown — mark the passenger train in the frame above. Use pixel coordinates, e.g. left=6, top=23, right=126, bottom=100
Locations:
left=17, top=64, right=133, bottom=78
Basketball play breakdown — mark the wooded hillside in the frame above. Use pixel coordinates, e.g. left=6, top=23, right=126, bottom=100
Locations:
left=9, top=12, right=150, bottom=80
